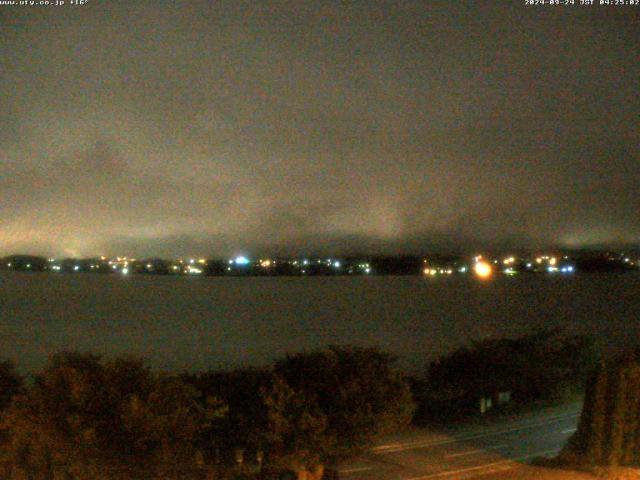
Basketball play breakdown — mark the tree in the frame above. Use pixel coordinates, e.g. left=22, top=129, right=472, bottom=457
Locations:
left=274, top=346, right=416, bottom=460
left=421, top=330, right=600, bottom=420
left=189, top=368, right=330, bottom=478
left=1, top=352, right=225, bottom=479
left=563, top=349, right=640, bottom=467
left=260, top=375, right=329, bottom=478
left=0, top=360, right=22, bottom=412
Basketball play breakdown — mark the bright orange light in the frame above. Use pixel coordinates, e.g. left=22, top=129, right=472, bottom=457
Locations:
left=474, top=261, right=493, bottom=278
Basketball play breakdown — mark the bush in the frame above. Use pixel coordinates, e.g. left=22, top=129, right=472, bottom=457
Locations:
left=0, top=360, right=22, bottom=413
left=0, top=347, right=415, bottom=478
left=418, top=330, right=600, bottom=421
left=274, top=345, right=416, bottom=459
left=190, top=346, right=415, bottom=477
left=1, top=352, right=225, bottom=479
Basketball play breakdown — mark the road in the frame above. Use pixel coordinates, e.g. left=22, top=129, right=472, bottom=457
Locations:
left=338, top=402, right=582, bottom=480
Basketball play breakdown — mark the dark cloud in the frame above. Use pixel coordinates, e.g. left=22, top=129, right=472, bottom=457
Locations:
left=0, top=1, right=638, bottom=257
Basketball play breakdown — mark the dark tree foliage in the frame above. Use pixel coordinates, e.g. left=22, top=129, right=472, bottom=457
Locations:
left=420, top=330, right=600, bottom=420
left=259, top=375, right=329, bottom=475
left=186, top=366, right=331, bottom=477
left=187, top=367, right=274, bottom=452
left=1, top=352, right=224, bottom=479
left=0, top=360, right=23, bottom=412
left=0, top=347, right=415, bottom=479
left=369, top=255, right=422, bottom=275
left=564, top=349, right=640, bottom=466
left=204, top=259, right=227, bottom=276
left=274, top=345, right=416, bottom=459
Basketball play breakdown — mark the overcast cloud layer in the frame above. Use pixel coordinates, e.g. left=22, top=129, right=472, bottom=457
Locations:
left=1, top=1, right=638, bottom=257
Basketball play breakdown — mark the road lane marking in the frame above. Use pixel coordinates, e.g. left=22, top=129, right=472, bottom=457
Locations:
left=473, top=463, right=518, bottom=478
left=445, top=444, right=507, bottom=458
left=374, top=442, right=403, bottom=450
left=339, top=467, right=373, bottom=474
left=405, top=449, right=558, bottom=480
left=373, top=412, right=579, bottom=453
left=561, top=428, right=576, bottom=434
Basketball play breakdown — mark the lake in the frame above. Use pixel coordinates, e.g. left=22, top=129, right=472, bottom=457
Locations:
left=1, top=272, right=638, bottom=374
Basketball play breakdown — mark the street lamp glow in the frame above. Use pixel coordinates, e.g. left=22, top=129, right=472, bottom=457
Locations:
left=474, top=261, right=493, bottom=279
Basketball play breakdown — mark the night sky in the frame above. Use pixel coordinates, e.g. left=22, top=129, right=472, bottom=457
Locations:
left=1, top=1, right=638, bottom=258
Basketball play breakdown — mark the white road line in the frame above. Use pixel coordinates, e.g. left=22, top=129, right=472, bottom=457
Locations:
left=404, top=449, right=558, bottom=480
left=374, top=442, right=403, bottom=450
left=561, top=428, right=577, bottom=434
left=373, top=412, right=579, bottom=454
left=445, top=444, right=507, bottom=458
left=339, top=466, right=373, bottom=474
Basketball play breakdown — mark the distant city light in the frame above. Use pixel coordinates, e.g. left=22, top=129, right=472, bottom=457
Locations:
left=474, top=261, right=492, bottom=279
left=333, top=261, right=341, bottom=268
left=365, top=268, right=371, bottom=274
left=122, top=268, right=129, bottom=275
left=235, top=256, right=250, bottom=265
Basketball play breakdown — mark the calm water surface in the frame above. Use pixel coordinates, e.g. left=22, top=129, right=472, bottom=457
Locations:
left=1, top=272, right=638, bottom=373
